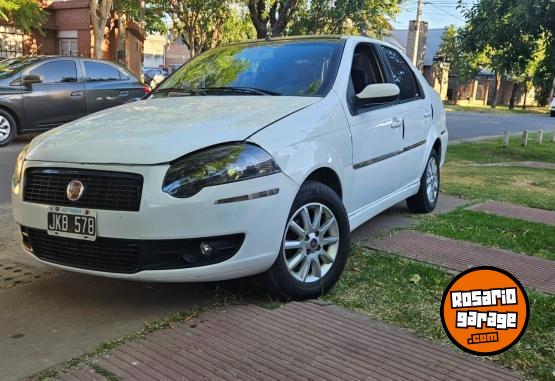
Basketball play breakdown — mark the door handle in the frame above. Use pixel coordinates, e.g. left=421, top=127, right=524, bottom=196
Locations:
left=424, top=111, right=432, bottom=118
left=71, top=91, right=83, bottom=97
left=119, top=91, right=129, bottom=97
left=391, top=117, right=403, bottom=129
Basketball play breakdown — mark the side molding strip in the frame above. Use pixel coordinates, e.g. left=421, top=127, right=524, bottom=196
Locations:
left=215, top=188, right=280, bottom=204
left=353, top=140, right=427, bottom=170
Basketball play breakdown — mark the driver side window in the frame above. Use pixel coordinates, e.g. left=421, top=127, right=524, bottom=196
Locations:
left=347, top=43, right=386, bottom=113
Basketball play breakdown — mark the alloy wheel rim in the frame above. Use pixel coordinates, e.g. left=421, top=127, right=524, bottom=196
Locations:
left=282, top=203, right=340, bottom=283
left=0, top=116, right=10, bottom=140
left=426, top=157, right=439, bottom=203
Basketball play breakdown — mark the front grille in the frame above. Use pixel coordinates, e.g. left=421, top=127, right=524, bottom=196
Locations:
left=27, top=228, right=140, bottom=273
left=24, top=168, right=143, bottom=212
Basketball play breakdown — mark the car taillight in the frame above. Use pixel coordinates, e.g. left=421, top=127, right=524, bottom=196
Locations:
left=143, top=86, right=152, bottom=95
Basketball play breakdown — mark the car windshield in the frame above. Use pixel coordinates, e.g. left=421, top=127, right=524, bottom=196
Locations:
left=0, top=56, right=45, bottom=80
left=153, top=39, right=344, bottom=97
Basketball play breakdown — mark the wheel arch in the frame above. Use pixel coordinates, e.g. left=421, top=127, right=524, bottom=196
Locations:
left=0, top=104, right=21, bottom=133
left=303, top=167, right=343, bottom=200
left=432, top=138, right=442, bottom=160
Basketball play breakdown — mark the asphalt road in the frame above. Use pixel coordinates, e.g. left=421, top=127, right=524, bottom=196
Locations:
left=447, top=111, right=554, bottom=140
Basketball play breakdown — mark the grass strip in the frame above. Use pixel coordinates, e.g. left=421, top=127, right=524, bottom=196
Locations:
left=414, top=209, right=555, bottom=260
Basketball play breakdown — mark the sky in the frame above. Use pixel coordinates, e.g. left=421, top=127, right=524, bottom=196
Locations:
left=391, top=0, right=477, bottom=30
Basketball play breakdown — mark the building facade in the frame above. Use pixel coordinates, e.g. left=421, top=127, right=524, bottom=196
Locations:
left=1, top=0, right=144, bottom=76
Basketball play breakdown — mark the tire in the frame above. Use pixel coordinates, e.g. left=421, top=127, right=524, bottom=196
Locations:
left=261, top=180, right=350, bottom=300
left=0, top=109, right=16, bottom=147
left=406, top=149, right=440, bottom=214
left=550, top=111, right=555, bottom=117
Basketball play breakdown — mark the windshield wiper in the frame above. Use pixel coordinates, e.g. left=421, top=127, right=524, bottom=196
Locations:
left=153, top=87, right=206, bottom=96
left=199, top=87, right=281, bottom=96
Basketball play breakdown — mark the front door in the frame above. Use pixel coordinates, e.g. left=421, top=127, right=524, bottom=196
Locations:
left=380, top=46, right=431, bottom=187
left=23, top=59, right=86, bottom=130
left=346, top=43, right=406, bottom=211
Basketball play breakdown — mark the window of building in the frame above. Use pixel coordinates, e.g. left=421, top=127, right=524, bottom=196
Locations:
left=84, top=61, right=121, bottom=82
left=30, top=60, right=77, bottom=83
left=59, top=39, right=78, bottom=56
left=381, top=46, right=421, bottom=101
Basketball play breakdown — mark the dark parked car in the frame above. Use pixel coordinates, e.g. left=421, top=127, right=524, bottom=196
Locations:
left=142, top=67, right=168, bottom=88
left=0, top=56, right=149, bottom=146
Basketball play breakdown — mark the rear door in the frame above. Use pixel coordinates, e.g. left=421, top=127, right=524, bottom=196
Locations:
left=82, top=60, right=139, bottom=114
left=379, top=46, right=431, bottom=187
left=23, top=59, right=86, bottom=130
left=346, top=43, right=407, bottom=211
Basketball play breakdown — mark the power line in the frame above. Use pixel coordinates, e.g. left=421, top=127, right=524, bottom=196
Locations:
left=425, top=2, right=466, bottom=21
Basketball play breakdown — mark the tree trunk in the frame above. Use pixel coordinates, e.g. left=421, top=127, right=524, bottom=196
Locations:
left=248, top=0, right=298, bottom=39
left=508, top=82, right=517, bottom=110
left=90, top=0, right=113, bottom=59
left=491, top=71, right=502, bottom=109
left=453, top=83, right=460, bottom=105
left=117, top=13, right=127, bottom=66
left=522, top=82, right=529, bottom=110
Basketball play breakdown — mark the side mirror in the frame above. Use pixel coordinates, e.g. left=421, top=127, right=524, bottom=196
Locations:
left=356, top=83, right=400, bottom=104
left=21, top=74, right=42, bottom=86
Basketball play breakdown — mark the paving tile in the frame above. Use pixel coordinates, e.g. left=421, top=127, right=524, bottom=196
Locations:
left=352, top=194, right=467, bottom=243
left=469, top=201, right=555, bottom=226
left=61, top=302, right=522, bottom=381
left=365, top=230, right=555, bottom=294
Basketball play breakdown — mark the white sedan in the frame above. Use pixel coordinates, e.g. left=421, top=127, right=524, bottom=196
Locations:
left=12, top=36, right=448, bottom=299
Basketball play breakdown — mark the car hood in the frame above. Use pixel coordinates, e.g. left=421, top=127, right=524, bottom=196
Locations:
left=27, top=96, right=319, bottom=165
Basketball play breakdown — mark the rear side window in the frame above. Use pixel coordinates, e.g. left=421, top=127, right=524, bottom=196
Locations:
left=381, top=47, right=421, bottom=101
left=85, top=62, right=121, bottom=82
left=30, top=61, right=77, bottom=84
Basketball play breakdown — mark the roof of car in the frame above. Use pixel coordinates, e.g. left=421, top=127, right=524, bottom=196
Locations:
left=225, top=34, right=396, bottom=50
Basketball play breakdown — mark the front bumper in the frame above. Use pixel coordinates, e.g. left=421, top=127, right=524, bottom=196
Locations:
left=12, top=161, right=299, bottom=282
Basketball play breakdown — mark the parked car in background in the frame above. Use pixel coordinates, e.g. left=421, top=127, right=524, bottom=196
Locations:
left=167, top=64, right=183, bottom=74
left=0, top=56, right=148, bottom=146
left=142, top=67, right=168, bottom=88
left=12, top=37, right=447, bottom=299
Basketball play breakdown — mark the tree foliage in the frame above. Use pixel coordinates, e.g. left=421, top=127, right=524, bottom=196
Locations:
left=114, top=0, right=168, bottom=35
left=0, top=0, right=46, bottom=33
left=458, top=0, right=555, bottom=106
left=168, top=0, right=230, bottom=57
left=290, top=0, right=403, bottom=38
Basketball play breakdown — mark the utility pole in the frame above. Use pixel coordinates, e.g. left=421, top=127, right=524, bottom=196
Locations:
left=411, top=0, right=424, bottom=65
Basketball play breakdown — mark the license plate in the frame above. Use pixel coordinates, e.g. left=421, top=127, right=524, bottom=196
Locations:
left=47, top=206, right=96, bottom=241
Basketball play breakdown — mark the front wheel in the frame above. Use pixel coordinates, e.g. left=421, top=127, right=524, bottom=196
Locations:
left=0, top=110, right=16, bottom=147
left=550, top=111, right=555, bottom=117
left=406, top=150, right=440, bottom=213
left=261, top=181, right=350, bottom=300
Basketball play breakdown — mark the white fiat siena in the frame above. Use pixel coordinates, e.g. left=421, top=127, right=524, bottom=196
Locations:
left=12, top=36, right=447, bottom=299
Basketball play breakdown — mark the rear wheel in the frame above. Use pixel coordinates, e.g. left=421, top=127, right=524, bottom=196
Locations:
left=406, top=150, right=440, bottom=213
left=262, top=181, right=350, bottom=300
left=0, top=110, right=16, bottom=147
left=550, top=111, right=555, bottom=117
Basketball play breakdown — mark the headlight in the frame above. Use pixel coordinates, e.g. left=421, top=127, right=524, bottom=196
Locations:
left=12, top=144, right=29, bottom=187
left=162, top=143, right=280, bottom=198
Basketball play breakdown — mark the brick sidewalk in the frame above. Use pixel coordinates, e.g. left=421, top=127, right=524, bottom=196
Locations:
left=366, top=231, right=555, bottom=294
left=468, top=201, right=555, bottom=226
left=57, top=302, right=521, bottom=381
